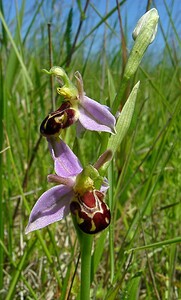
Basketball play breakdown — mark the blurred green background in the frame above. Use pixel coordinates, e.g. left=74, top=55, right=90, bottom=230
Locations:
left=0, top=0, right=180, bottom=299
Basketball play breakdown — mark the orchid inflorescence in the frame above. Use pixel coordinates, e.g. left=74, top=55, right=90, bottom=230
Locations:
left=25, top=67, right=116, bottom=235
left=26, top=8, right=159, bottom=235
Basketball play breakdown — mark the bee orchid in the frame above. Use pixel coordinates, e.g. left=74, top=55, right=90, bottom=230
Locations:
left=25, top=138, right=111, bottom=235
left=40, top=67, right=116, bottom=136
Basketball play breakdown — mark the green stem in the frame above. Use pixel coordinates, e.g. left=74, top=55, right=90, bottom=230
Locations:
left=108, top=162, right=115, bottom=283
left=80, top=234, right=93, bottom=300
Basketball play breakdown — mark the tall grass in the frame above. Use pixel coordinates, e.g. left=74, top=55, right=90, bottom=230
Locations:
left=0, top=0, right=180, bottom=299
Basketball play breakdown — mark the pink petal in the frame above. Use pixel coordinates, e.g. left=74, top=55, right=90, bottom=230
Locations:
left=79, top=96, right=116, bottom=134
left=48, top=137, right=83, bottom=177
left=100, top=178, right=109, bottom=193
left=25, top=185, right=73, bottom=234
left=76, top=120, right=86, bottom=137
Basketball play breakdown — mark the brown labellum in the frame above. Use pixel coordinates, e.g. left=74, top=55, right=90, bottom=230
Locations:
left=70, top=190, right=111, bottom=234
left=40, top=102, right=78, bottom=137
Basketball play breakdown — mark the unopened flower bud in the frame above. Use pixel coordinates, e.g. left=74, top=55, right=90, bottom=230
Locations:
left=123, top=8, right=159, bottom=80
left=132, top=8, right=158, bottom=43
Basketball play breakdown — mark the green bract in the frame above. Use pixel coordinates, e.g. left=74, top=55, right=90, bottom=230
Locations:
left=102, top=81, right=140, bottom=172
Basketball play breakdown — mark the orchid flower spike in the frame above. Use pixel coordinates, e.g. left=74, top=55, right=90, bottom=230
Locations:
left=40, top=67, right=116, bottom=136
left=25, top=137, right=111, bottom=235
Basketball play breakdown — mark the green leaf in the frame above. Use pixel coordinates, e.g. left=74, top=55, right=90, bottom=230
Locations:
left=107, top=68, right=117, bottom=106
left=0, top=10, right=33, bottom=89
left=64, top=7, right=73, bottom=55
left=126, top=236, right=181, bottom=253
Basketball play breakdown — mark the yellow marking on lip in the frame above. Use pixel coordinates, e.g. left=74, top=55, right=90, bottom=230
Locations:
left=105, top=217, right=109, bottom=224
left=54, top=114, right=66, bottom=124
left=43, top=116, right=50, bottom=129
left=75, top=210, right=84, bottom=225
left=90, top=220, right=96, bottom=232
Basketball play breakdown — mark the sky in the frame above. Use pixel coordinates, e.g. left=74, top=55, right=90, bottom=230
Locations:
left=88, top=0, right=181, bottom=54
left=2, top=0, right=181, bottom=58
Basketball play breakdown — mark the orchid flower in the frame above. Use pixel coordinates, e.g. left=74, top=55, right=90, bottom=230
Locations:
left=40, top=67, right=116, bottom=137
left=25, top=137, right=111, bottom=235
